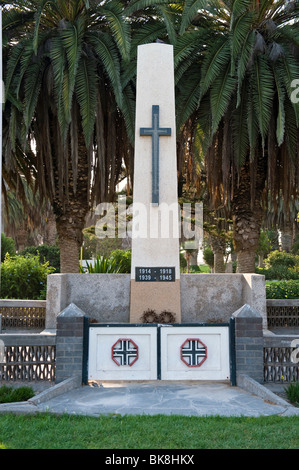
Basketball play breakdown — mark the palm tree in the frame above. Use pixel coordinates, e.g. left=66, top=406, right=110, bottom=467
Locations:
left=175, top=0, right=299, bottom=272
left=2, top=0, right=132, bottom=272
left=204, top=209, right=233, bottom=272
left=265, top=194, right=299, bottom=251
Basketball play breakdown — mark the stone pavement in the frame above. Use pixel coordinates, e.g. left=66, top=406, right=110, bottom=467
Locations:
left=0, top=375, right=298, bottom=418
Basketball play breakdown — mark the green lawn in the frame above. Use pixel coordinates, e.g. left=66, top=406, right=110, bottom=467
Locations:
left=0, top=413, right=298, bottom=449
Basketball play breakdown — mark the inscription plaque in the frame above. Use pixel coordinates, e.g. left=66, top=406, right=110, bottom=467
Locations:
left=136, top=267, right=175, bottom=282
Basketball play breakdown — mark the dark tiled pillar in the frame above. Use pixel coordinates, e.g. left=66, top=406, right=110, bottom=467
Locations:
left=55, top=303, right=87, bottom=384
left=232, top=304, right=264, bottom=384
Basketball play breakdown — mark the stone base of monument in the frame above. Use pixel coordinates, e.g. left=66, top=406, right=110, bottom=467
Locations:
left=50, top=275, right=266, bottom=385
left=129, top=279, right=181, bottom=324
left=46, top=273, right=267, bottom=330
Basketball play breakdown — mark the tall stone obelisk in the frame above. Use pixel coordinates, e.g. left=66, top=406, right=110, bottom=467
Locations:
left=130, top=43, right=181, bottom=323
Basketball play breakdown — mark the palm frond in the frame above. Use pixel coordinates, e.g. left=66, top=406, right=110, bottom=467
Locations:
left=131, top=21, right=167, bottom=55
left=200, top=38, right=231, bottom=99
left=272, top=64, right=286, bottom=146
left=120, top=83, right=136, bottom=145
left=33, top=0, right=50, bottom=54
left=174, top=29, right=206, bottom=71
left=124, top=0, right=170, bottom=16
left=251, top=55, right=274, bottom=144
left=2, top=5, right=34, bottom=35
left=284, top=97, right=298, bottom=162
left=24, top=59, right=45, bottom=131
left=247, top=86, right=259, bottom=161
left=5, top=42, right=24, bottom=99
left=278, top=23, right=299, bottom=50
left=87, top=31, right=123, bottom=108
left=210, top=60, right=236, bottom=135
left=61, top=16, right=84, bottom=121
left=230, top=0, right=252, bottom=20
left=235, top=30, right=255, bottom=107
left=49, top=35, right=69, bottom=139
left=100, top=1, right=130, bottom=61
left=179, top=0, right=210, bottom=35
left=75, top=54, right=97, bottom=146
left=230, top=10, right=254, bottom=74
left=176, top=63, right=201, bottom=129
left=232, top=82, right=249, bottom=167
left=280, top=51, right=299, bottom=125
left=156, top=5, right=178, bottom=45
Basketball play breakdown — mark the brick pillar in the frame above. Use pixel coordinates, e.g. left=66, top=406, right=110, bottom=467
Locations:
left=55, top=303, right=87, bottom=384
left=232, top=304, right=264, bottom=384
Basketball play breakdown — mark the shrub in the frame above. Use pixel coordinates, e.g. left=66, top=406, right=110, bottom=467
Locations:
left=1, top=253, right=55, bottom=299
left=190, top=265, right=201, bottom=273
left=265, top=280, right=299, bottom=299
left=19, top=244, right=60, bottom=272
left=110, top=249, right=131, bottom=273
left=203, top=246, right=214, bottom=270
left=292, top=234, right=299, bottom=255
left=1, top=233, right=16, bottom=262
left=82, top=225, right=123, bottom=259
left=256, top=266, right=299, bottom=280
left=284, top=382, right=299, bottom=407
left=0, top=385, right=34, bottom=403
left=80, top=254, right=121, bottom=273
left=256, top=250, right=299, bottom=280
left=264, top=250, right=298, bottom=269
left=180, top=252, right=187, bottom=271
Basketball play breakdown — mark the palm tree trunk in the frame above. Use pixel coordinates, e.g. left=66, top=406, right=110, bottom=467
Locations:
left=209, top=235, right=226, bottom=273
left=43, top=208, right=57, bottom=245
left=57, top=236, right=81, bottom=273
left=214, top=251, right=225, bottom=273
left=235, top=249, right=257, bottom=273
left=232, top=157, right=266, bottom=273
left=55, top=208, right=88, bottom=273
left=16, top=223, right=28, bottom=251
left=53, top=127, right=89, bottom=273
left=233, top=210, right=261, bottom=273
left=280, top=221, right=293, bottom=252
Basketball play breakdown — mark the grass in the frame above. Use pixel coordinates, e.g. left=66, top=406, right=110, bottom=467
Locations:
left=0, top=413, right=298, bottom=449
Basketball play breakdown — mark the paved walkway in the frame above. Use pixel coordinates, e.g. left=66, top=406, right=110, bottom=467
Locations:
left=1, top=378, right=298, bottom=418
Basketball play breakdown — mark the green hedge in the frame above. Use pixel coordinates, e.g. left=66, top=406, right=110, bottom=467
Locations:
left=19, top=244, right=60, bottom=273
left=265, top=280, right=299, bottom=299
left=1, top=233, right=16, bottom=262
left=256, top=266, right=299, bottom=280
left=257, top=250, right=299, bottom=280
left=1, top=254, right=55, bottom=300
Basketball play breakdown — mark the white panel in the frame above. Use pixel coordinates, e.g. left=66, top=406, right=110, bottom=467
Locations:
left=160, top=326, right=230, bottom=381
left=88, top=327, right=157, bottom=381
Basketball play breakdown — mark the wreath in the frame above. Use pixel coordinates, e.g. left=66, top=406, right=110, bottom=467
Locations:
left=141, top=309, right=159, bottom=323
left=158, top=310, right=176, bottom=323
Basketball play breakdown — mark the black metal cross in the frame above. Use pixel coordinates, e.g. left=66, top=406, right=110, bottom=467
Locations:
left=140, top=105, right=171, bottom=205
left=113, top=340, right=137, bottom=366
left=182, top=340, right=206, bottom=366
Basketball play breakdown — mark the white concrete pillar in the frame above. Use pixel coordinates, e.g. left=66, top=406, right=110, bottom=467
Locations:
left=130, top=43, right=181, bottom=323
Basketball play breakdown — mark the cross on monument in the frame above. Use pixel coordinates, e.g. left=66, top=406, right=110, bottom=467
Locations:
left=140, top=105, right=171, bottom=206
